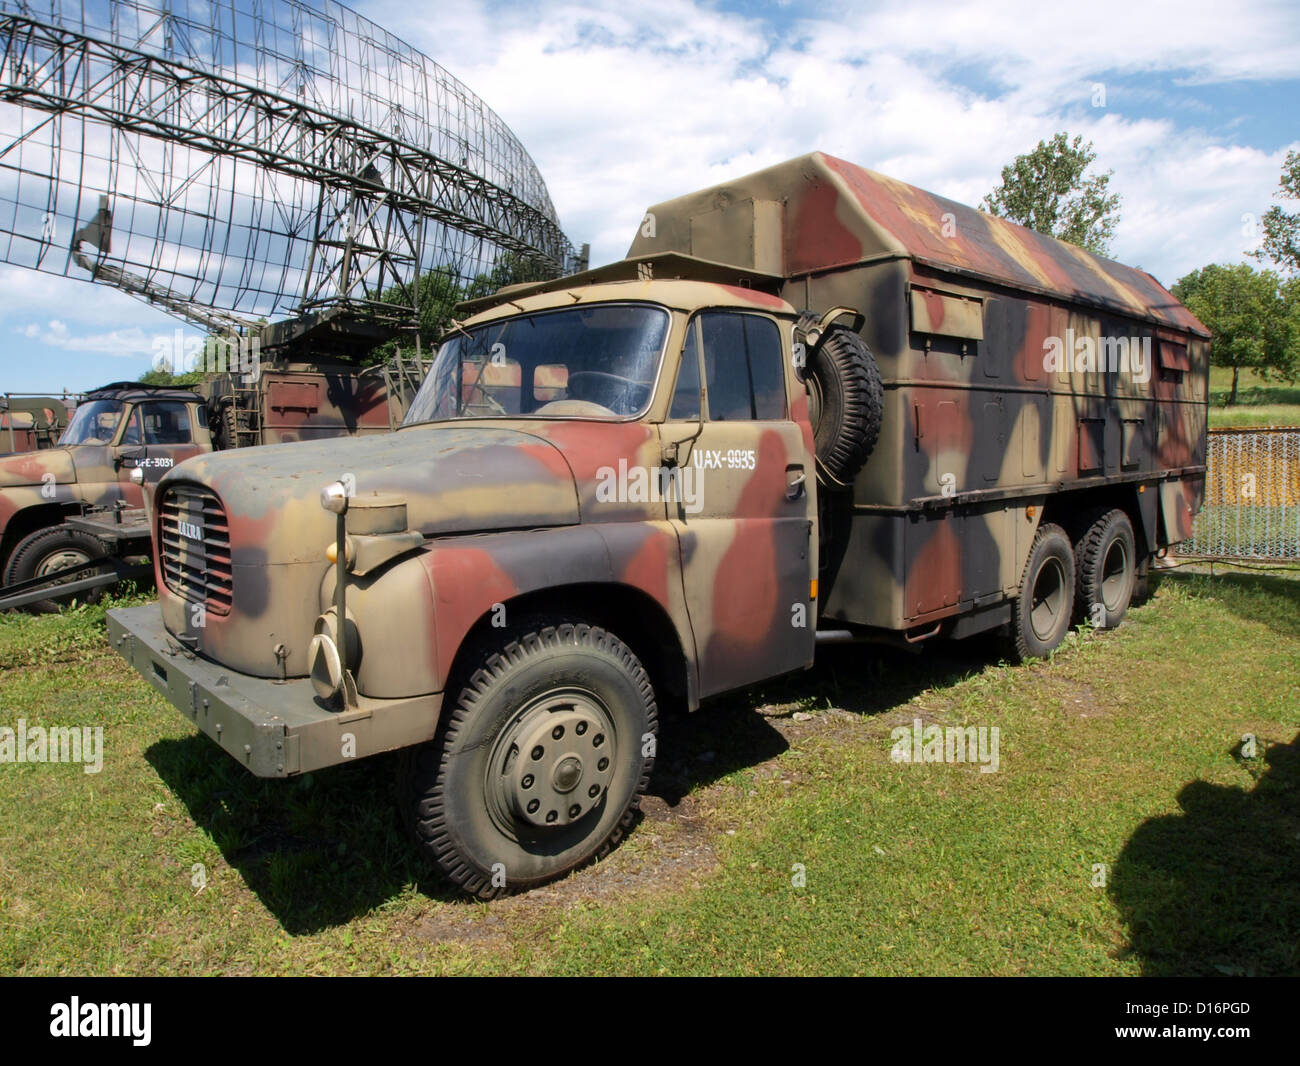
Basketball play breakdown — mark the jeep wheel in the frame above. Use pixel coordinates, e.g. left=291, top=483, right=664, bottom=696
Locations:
left=2, top=525, right=113, bottom=612
left=1074, top=508, right=1136, bottom=629
left=1009, top=523, right=1075, bottom=661
left=400, top=621, right=657, bottom=898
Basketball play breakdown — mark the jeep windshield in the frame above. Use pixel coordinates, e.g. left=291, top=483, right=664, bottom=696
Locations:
left=403, top=304, right=670, bottom=425
left=59, top=399, right=126, bottom=445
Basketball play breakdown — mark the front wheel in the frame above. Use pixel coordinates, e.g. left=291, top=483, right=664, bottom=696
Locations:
left=400, top=621, right=657, bottom=898
left=2, top=525, right=112, bottom=612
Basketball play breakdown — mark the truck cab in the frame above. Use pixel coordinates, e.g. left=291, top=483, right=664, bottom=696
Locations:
left=0, top=382, right=211, bottom=596
left=108, top=258, right=820, bottom=897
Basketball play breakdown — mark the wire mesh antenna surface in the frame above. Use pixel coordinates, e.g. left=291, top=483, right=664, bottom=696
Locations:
left=0, top=0, right=580, bottom=335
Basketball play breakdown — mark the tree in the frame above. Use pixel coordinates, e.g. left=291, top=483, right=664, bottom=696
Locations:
left=463, top=251, right=554, bottom=301
left=367, top=253, right=555, bottom=365
left=982, top=133, right=1122, bottom=256
left=1250, top=149, right=1300, bottom=275
left=138, top=367, right=204, bottom=386
left=1172, top=263, right=1298, bottom=405
left=367, top=267, right=467, bottom=365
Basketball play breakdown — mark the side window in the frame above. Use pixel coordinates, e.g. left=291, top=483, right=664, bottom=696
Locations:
left=668, top=320, right=702, bottom=420
left=120, top=408, right=143, bottom=446
left=140, top=402, right=193, bottom=445
left=699, top=312, right=786, bottom=421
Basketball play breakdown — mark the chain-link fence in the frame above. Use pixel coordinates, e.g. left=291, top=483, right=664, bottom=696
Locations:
left=1185, top=427, right=1300, bottom=560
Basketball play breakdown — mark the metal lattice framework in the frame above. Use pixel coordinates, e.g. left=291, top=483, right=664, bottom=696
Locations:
left=0, top=0, right=581, bottom=336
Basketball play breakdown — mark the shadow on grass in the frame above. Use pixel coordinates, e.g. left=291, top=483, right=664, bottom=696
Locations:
left=652, top=634, right=1006, bottom=804
left=146, top=736, right=459, bottom=934
left=1158, top=569, right=1300, bottom=640
left=145, top=633, right=1009, bottom=932
left=1110, top=733, right=1300, bottom=975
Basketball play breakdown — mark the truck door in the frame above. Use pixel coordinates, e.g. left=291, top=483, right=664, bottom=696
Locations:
left=114, top=401, right=206, bottom=500
left=661, top=310, right=816, bottom=699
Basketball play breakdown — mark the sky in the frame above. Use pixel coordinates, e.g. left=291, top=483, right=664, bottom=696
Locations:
left=0, top=0, right=1297, bottom=395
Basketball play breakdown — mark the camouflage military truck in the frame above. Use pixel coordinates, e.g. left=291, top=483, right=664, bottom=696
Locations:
left=106, top=152, right=1208, bottom=897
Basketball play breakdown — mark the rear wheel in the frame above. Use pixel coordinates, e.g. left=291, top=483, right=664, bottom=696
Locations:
left=2, top=525, right=113, bottom=612
left=1074, top=509, right=1137, bottom=629
left=1009, top=523, right=1075, bottom=661
left=400, top=620, right=657, bottom=898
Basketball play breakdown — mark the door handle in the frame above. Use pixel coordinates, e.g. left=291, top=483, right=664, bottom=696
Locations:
left=786, top=469, right=807, bottom=500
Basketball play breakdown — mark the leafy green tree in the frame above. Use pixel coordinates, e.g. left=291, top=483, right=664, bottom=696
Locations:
left=982, top=133, right=1122, bottom=256
left=1250, top=150, right=1300, bottom=274
left=138, top=367, right=204, bottom=386
left=463, top=251, right=554, bottom=300
left=368, top=267, right=467, bottom=364
left=367, top=254, right=555, bottom=364
left=1173, top=263, right=1298, bottom=405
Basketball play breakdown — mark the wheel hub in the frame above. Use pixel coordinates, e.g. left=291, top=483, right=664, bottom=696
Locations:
left=35, top=549, right=92, bottom=578
left=1030, top=557, right=1067, bottom=641
left=496, top=701, right=616, bottom=829
left=1100, top=539, right=1130, bottom=611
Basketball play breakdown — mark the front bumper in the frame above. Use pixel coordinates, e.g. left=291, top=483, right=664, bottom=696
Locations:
left=107, top=604, right=442, bottom=777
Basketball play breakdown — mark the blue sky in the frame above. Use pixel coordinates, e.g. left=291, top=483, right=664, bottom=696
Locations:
left=0, top=0, right=1297, bottom=394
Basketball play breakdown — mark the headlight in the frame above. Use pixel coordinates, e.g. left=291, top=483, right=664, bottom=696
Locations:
left=320, top=481, right=349, bottom=514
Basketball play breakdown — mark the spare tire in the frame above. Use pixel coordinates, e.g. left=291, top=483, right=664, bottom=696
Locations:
left=807, top=327, right=883, bottom=489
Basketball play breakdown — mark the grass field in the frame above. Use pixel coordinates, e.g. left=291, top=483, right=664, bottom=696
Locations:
left=1208, top=366, right=1300, bottom=428
left=1, top=569, right=1298, bottom=976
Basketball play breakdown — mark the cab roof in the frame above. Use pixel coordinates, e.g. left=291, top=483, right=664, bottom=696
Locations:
left=456, top=252, right=792, bottom=324
left=86, top=381, right=204, bottom=403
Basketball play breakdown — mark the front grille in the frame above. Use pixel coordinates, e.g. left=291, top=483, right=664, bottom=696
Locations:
left=159, top=483, right=233, bottom=614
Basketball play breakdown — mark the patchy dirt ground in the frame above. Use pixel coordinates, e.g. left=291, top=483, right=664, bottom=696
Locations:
left=402, top=699, right=875, bottom=955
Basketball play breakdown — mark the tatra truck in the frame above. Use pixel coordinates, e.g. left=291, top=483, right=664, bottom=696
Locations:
left=107, top=153, right=1209, bottom=896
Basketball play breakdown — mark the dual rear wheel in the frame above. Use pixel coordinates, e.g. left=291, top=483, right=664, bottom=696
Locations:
left=1010, top=509, right=1138, bottom=662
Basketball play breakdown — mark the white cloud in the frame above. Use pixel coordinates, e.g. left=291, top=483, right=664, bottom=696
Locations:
left=360, top=0, right=1300, bottom=283
left=0, top=0, right=1295, bottom=380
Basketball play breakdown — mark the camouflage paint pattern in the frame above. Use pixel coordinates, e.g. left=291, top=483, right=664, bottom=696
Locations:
left=0, top=387, right=210, bottom=569
left=153, top=279, right=818, bottom=711
left=115, top=151, right=1207, bottom=780
left=0, top=397, right=68, bottom=454
left=627, top=152, right=1208, bottom=632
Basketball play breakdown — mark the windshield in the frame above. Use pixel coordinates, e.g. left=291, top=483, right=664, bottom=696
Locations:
left=59, top=399, right=126, bottom=445
left=403, top=304, right=671, bottom=425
